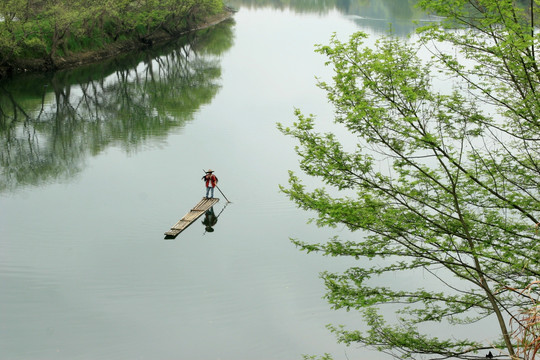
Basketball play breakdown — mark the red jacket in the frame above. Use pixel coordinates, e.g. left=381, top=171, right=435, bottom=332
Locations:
left=203, top=173, right=218, bottom=188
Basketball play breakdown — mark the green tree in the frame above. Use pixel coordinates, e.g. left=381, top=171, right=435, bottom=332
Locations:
left=0, top=0, right=225, bottom=70
left=279, top=0, right=540, bottom=358
left=39, top=0, right=90, bottom=60
left=0, top=0, right=45, bottom=64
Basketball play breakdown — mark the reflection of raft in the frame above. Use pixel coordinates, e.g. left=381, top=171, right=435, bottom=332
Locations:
left=164, top=198, right=219, bottom=238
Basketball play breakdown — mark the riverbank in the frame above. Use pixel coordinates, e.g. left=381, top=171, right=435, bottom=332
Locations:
left=0, top=8, right=235, bottom=81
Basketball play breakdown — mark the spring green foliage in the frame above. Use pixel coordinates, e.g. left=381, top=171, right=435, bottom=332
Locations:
left=279, top=0, right=540, bottom=359
left=0, top=0, right=224, bottom=66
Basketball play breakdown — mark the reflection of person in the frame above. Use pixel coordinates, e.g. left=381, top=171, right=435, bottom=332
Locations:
left=202, top=207, right=218, bottom=232
left=202, top=169, right=218, bottom=199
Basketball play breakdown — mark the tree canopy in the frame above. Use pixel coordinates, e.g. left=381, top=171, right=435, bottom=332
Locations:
left=0, top=0, right=225, bottom=71
left=279, top=0, right=540, bottom=358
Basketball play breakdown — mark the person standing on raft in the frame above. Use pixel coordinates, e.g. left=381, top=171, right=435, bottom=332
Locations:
left=202, top=169, right=218, bottom=199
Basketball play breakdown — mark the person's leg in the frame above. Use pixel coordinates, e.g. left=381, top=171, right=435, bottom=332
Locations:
left=206, top=187, right=211, bottom=198
left=210, top=187, right=215, bottom=198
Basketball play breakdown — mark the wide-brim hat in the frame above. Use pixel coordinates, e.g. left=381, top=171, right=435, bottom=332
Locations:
left=206, top=169, right=214, bottom=173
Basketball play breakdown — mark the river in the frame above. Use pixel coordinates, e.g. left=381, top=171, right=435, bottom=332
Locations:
left=1, top=2, right=452, bottom=359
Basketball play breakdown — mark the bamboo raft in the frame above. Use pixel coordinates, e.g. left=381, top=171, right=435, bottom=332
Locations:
left=164, top=197, right=219, bottom=238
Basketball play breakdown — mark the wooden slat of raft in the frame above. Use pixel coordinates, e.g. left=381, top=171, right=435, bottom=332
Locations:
left=193, top=198, right=219, bottom=211
left=164, top=229, right=181, bottom=236
left=164, top=197, right=220, bottom=237
left=192, top=199, right=206, bottom=209
left=171, top=220, right=191, bottom=230
left=183, top=210, right=205, bottom=222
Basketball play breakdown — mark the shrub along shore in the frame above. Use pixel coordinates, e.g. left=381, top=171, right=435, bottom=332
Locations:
left=0, top=1, right=234, bottom=80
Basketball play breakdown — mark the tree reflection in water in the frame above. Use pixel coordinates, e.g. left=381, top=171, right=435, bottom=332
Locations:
left=0, top=20, right=235, bottom=192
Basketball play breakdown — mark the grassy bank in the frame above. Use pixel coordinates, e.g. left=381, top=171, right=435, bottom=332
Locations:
left=0, top=0, right=233, bottom=79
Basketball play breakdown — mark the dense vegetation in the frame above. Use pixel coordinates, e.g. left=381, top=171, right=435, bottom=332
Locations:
left=280, top=0, right=540, bottom=359
left=0, top=0, right=226, bottom=75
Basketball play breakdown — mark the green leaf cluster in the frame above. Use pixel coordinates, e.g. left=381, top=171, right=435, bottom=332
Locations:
left=279, top=1, right=540, bottom=359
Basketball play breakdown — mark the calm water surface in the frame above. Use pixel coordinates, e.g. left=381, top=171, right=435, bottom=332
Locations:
left=0, top=2, right=473, bottom=359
